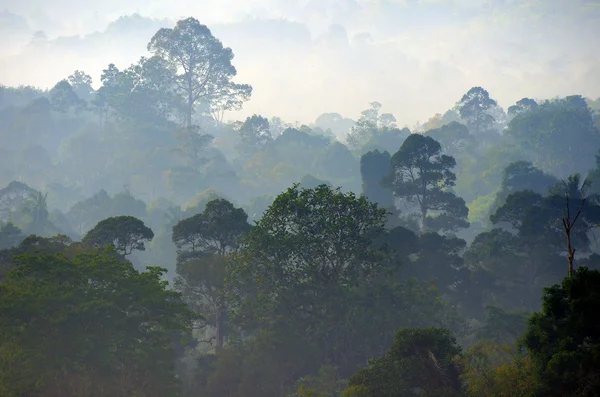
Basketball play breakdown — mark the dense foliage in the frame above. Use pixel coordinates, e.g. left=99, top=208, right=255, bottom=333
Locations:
left=1, top=14, right=600, bottom=397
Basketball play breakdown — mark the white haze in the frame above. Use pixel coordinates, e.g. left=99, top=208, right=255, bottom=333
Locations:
left=0, top=0, right=599, bottom=127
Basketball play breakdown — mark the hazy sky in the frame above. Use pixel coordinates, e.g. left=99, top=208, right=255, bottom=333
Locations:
left=0, top=0, right=599, bottom=126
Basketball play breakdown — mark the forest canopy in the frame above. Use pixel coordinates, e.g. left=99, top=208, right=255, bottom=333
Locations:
left=1, top=14, right=600, bottom=397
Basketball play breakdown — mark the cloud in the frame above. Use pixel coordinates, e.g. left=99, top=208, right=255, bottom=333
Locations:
left=0, top=0, right=598, bottom=127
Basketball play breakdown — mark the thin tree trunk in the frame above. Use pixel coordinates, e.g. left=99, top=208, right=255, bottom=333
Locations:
left=215, top=308, right=224, bottom=353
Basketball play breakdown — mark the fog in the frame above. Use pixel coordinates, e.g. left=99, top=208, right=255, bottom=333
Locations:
left=2, top=1, right=600, bottom=396
left=1, top=0, right=599, bottom=125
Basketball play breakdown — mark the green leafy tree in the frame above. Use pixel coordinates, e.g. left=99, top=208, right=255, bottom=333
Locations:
left=507, top=97, right=538, bottom=118
left=491, top=161, right=558, bottom=215
left=407, top=232, right=466, bottom=292
left=456, top=86, right=499, bottom=136
left=148, top=17, right=252, bottom=127
left=522, top=267, right=600, bottom=396
left=345, top=328, right=463, bottom=397
left=83, top=216, right=154, bottom=256
left=237, top=114, right=272, bottom=157
left=506, top=95, right=600, bottom=178
left=0, top=248, right=194, bottom=397
left=228, top=184, right=460, bottom=378
left=390, top=134, right=469, bottom=233
left=360, top=150, right=394, bottom=210
left=0, top=222, right=23, bottom=250
left=173, top=198, right=251, bottom=352
left=424, top=121, right=476, bottom=157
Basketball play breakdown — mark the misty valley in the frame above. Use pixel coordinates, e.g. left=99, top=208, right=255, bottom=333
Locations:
left=2, top=13, right=600, bottom=397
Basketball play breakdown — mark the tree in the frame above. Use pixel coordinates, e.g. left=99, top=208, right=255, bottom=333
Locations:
left=94, top=57, right=183, bottom=125
left=347, top=102, right=404, bottom=153
left=23, top=191, right=52, bottom=236
left=237, top=114, right=272, bottom=157
left=345, top=328, right=463, bottom=397
left=0, top=248, right=194, bottom=396
left=505, top=96, right=600, bottom=178
left=407, top=232, right=466, bottom=292
left=173, top=198, right=251, bottom=352
left=456, top=87, right=499, bottom=136
left=507, top=97, right=538, bottom=118
left=67, top=70, right=94, bottom=101
left=0, top=222, right=23, bottom=250
left=173, top=198, right=250, bottom=258
left=49, top=79, right=85, bottom=113
left=229, top=184, right=393, bottom=371
left=82, top=216, right=154, bottom=256
left=360, top=150, right=395, bottom=215
left=0, top=181, right=38, bottom=221
left=389, top=134, right=469, bottom=233
left=522, top=267, right=600, bottom=396
left=228, top=184, right=459, bottom=377
left=491, top=161, right=558, bottom=214
left=424, top=121, right=475, bottom=157
left=148, top=17, right=252, bottom=127
left=548, top=174, right=600, bottom=276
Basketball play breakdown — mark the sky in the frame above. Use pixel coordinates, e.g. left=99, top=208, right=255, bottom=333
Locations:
left=0, top=0, right=599, bottom=127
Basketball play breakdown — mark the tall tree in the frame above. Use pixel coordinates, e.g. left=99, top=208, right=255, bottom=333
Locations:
left=23, top=191, right=51, bottom=236
left=491, top=161, right=558, bottom=214
left=148, top=17, right=252, bottom=128
left=82, top=216, right=154, bottom=256
left=49, top=79, right=85, bottom=113
left=0, top=249, right=194, bottom=396
left=456, top=86, right=499, bottom=136
left=522, top=267, right=600, bottom=396
left=360, top=150, right=395, bottom=210
left=507, top=97, right=538, bottom=118
left=0, top=222, right=23, bottom=250
left=237, top=114, right=272, bottom=157
left=228, top=184, right=458, bottom=377
left=345, top=328, right=463, bottom=397
left=67, top=70, right=94, bottom=102
left=173, top=198, right=251, bottom=352
left=424, top=121, right=475, bottom=157
left=506, top=95, right=600, bottom=178
left=389, top=134, right=469, bottom=233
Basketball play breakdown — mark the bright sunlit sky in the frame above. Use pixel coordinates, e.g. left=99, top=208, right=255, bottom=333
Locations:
left=0, top=0, right=599, bottom=126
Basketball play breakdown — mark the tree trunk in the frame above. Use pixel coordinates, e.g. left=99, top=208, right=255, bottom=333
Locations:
left=215, top=308, right=224, bottom=353
left=186, top=74, right=194, bottom=128
left=421, top=205, right=428, bottom=232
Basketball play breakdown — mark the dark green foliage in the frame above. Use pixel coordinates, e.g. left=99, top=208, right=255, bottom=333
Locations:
left=491, top=161, right=558, bottom=214
left=390, top=134, right=469, bottom=233
left=522, top=267, right=600, bottom=396
left=0, top=222, right=23, bottom=250
left=173, top=198, right=250, bottom=258
left=0, top=248, right=194, bottom=396
left=228, top=184, right=461, bottom=382
left=360, top=150, right=394, bottom=210
left=476, top=306, right=528, bottom=345
left=507, top=97, right=538, bottom=117
left=425, top=121, right=475, bottom=157
left=173, top=199, right=251, bottom=352
left=83, top=215, right=154, bottom=256
left=347, top=328, right=463, bottom=397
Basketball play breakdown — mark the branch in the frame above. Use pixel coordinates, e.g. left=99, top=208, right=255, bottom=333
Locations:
left=571, top=198, right=586, bottom=228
